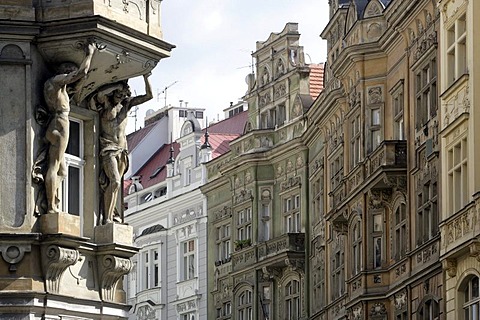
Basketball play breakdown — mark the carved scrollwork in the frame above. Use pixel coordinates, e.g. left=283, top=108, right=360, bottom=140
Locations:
left=42, top=245, right=79, bottom=293
left=98, top=254, right=132, bottom=302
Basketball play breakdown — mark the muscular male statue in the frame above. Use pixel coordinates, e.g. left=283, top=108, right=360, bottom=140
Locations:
left=96, top=73, right=152, bottom=224
left=43, top=43, right=96, bottom=214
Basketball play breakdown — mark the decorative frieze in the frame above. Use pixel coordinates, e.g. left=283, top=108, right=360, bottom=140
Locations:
left=394, top=291, right=407, bottom=310
left=370, top=302, right=387, bottom=317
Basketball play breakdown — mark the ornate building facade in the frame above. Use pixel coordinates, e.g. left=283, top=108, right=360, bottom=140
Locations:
left=0, top=0, right=172, bottom=319
left=437, top=0, right=480, bottom=319
left=203, top=0, right=480, bottom=319
left=124, top=107, right=248, bottom=320
left=308, top=0, right=443, bottom=319
left=203, top=23, right=323, bottom=320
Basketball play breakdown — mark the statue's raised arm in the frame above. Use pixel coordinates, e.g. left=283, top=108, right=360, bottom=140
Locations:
left=127, top=72, right=153, bottom=110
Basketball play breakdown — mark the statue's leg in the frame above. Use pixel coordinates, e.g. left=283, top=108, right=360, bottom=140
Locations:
left=103, top=156, right=121, bottom=224
left=45, top=145, right=61, bottom=214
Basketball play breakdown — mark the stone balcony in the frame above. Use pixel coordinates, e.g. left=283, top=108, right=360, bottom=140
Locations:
left=365, top=140, right=407, bottom=177
left=231, top=233, right=305, bottom=273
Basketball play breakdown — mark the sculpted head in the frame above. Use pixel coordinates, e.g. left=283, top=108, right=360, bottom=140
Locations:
left=56, top=62, right=78, bottom=75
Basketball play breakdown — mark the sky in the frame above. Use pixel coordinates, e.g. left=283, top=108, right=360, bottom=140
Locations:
left=127, top=0, right=330, bottom=134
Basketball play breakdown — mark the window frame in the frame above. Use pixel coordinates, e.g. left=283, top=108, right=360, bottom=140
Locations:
left=180, top=239, right=196, bottom=281
left=62, top=117, right=85, bottom=217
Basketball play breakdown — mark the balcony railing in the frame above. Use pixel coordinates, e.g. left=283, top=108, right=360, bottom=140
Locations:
left=365, top=140, right=407, bottom=177
left=257, top=233, right=305, bottom=261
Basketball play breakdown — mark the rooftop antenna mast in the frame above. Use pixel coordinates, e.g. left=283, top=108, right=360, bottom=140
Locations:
left=158, top=81, right=178, bottom=107
left=129, top=89, right=139, bottom=131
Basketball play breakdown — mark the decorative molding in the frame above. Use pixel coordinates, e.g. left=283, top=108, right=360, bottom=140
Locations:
left=98, top=254, right=132, bottom=302
left=0, top=244, right=31, bottom=271
left=394, top=291, right=407, bottom=310
left=370, top=302, right=387, bottom=317
left=280, top=176, right=301, bottom=192
left=368, top=189, right=392, bottom=209
left=443, top=258, right=457, bottom=278
left=42, top=245, right=79, bottom=293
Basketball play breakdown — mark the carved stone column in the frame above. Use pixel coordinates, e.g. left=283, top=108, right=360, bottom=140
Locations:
left=98, top=254, right=132, bottom=302
left=41, top=245, right=79, bottom=293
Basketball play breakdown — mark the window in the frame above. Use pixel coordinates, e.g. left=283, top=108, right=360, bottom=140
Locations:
left=313, top=171, right=324, bottom=223
left=331, top=236, right=345, bottom=300
left=330, top=153, right=343, bottom=191
left=216, top=224, right=231, bottom=262
left=417, top=181, right=438, bottom=245
left=236, top=207, right=252, bottom=241
left=447, top=14, right=467, bottom=85
left=418, top=298, right=439, bottom=320
left=392, top=85, right=405, bottom=140
left=179, top=110, right=187, bottom=117
left=283, top=194, right=301, bottom=233
left=181, top=240, right=195, bottom=281
left=351, top=114, right=361, bottom=167
left=184, top=166, right=192, bottom=185
left=260, top=285, right=271, bottom=319
left=415, top=58, right=437, bottom=129
left=285, top=280, right=300, bottom=320
left=393, top=203, right=407, bottom=259
left=260, top=194, right=271, bottom=242
left=373, top=236, right=382, bottom=269
left=462, top=276, right=479, bottom=320
left=277, top=104, right=286, bottom=126
left=62, top=118, right=84, bottom=216
left=181, top=312, right=196, bottom=320
left=352, top=221, right=362, bottom=275
left=370, top=108, right=381, bottom=151
left=396, top=311, right=408, bottom=320
left=237, top=290, right=253, bottom=320
left=140, top=247, right=160, bottom=290
left=312, top=250, right=325, bottom=312
left=195, top=111, right=204, bottom=119
left=447, top=137, right=468, bottom=213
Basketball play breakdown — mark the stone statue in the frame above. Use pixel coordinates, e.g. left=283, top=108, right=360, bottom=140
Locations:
left=94, top=73, right=152, bottom=224
left=42, top=43, right=96, bottom=214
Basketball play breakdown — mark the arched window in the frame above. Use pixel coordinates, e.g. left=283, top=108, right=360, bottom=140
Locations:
left=417, top=296, right=439, bottom=320
left=461, top=276, right=480, bottom=320
left=285, top=280, right=300, bottom=319
left=237, top=289, right=253, bottom=320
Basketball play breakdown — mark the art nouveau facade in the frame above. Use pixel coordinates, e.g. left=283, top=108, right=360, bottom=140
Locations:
left=437, top=0, right=480, bottom=319
left=203, top=23, right=322, bottom=320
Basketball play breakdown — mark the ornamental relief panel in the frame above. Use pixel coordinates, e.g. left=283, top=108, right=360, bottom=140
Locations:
left=441, top=0, right=468, bottom=24
left=443, top=84, right=470, bottom=129
left=367, top=86, right=383, bottom=105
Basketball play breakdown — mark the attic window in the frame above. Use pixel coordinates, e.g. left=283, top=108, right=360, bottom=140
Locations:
left=195, top=111, right=204, bottom=119
left=150, top=165, right=165, bottom=178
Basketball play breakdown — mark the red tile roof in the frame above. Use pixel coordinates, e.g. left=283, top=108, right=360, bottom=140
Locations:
left=126, top=121, right=158, bottom=152
left=309, top=63, right=324, bottom=100
left=124, top=111, right=248, bottom=193
left=206, top=110, right=248, bottom=134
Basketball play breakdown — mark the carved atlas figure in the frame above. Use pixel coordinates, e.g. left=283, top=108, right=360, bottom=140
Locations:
left=91, top=72, right=152, bottom=224
left=33, top=42, right=96, bottom=215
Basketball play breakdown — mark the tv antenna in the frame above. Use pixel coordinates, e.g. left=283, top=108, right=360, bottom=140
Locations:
left=126, top=89, right=140, bottom=131
left=157, top=81, right=179, bottom=107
